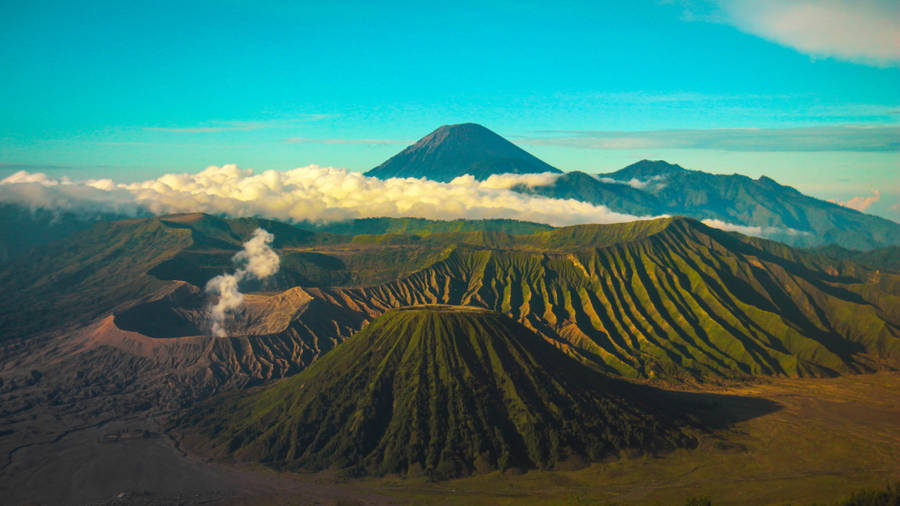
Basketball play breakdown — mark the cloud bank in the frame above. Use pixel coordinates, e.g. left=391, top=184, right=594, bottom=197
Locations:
left=0, top=165, right=658, bottom=227
left=205, top=228, right=280, bottom=337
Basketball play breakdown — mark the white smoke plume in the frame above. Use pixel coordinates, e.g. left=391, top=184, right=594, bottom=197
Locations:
left=204, top=228, right=279, bottom=337
left=0, top=165, right=660, bottom=227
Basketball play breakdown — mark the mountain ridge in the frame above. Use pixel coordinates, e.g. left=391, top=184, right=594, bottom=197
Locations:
left=181, top=305, right=696, bottom=478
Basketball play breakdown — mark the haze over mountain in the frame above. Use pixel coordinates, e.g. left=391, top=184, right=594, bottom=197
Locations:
left=521, top=160, right=900, bottom=250
left=365, top=123, right=562, bottom=181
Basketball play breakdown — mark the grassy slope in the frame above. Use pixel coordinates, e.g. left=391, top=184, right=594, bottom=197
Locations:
left=355, top=371, right=900, bottom=505
left=0, top=218, right=192, bottom=340
left=512, top=171, right=662, bottom=216
left=310, top=217, right=553, bottom=236
left=3, top=213, right=898, bottom=381
left=318, top=218, right=900, bottom=380
left=184, top=306, right=694, bottom=478
left=0, top=213, right=336, bottom=340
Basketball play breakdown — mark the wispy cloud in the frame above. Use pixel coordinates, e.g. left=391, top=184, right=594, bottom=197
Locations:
left=829, top=190, right=881, bottom=212
left=284, top=138, right=411, bottom=145
left=675, top=0, right=900, bottom=67
left=517, top=125, right=900, bottom=152
left=144, top=114, right=335, bottom=133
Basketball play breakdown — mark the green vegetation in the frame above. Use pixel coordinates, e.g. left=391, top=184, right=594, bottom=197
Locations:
left=309, top=216, right=553, bottom=236
left=311, top=217, right=900, bottom=379
left=809, top=244, right=900, bottom=274
left=345, top=372, right=900, bottom=504
left=3, top=213, right=898, bottom=382
left=0, top=217, right=192, bottom=339
left=183, top=306, right=694, bottom=478
left=834, top=482, right=900, bottom=506
left=0, top=203, right=128, bottom=262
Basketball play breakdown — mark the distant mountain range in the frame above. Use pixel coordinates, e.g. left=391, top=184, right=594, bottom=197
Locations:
left=524, top=160, right=900, bottom=250
left=1, top=123, right=897, bottom=259
left=364, top=124, right=900, bottom=250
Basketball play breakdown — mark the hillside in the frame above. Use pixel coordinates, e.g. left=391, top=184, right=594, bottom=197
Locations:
left=0, top=213, right=343, bottom=340
left=0, top=203, right=132, bottom=262
left=810, top=244, right=900, bottom=273
left=310, top=216, right=553, bottom=236
left=3, top=214, right=898, bottom=389
left=312, top=218, right=900, bottom=379
left=365, top=123, right=561, bottom=181
left=183, top=306, right=695, bottom=478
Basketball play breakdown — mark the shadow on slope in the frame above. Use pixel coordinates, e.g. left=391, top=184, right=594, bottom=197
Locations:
left=180, top=306, right=783, bottom=480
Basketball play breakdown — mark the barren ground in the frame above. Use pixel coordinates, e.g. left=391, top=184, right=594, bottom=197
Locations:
left=2, top=368, right=898, bottom=505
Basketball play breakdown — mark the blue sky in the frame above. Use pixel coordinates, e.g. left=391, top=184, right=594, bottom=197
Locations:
left=2, top=0, right=898, bottom=219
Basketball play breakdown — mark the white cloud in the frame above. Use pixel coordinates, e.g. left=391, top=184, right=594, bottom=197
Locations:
left=829, top=190, right=881, bottom=212
left=0, top=171, right=144, bottom=216
left=0, top=165, right=661, bottom=227
left=701, top=218, right=808, bottom=238
left=596, top=175, right=668, bottom=190
left=479, top=172, right=562, bottom=189
left=686, top=0, right=900, bottom=66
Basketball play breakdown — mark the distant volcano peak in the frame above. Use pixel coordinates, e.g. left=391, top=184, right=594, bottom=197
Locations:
left=365, top=123, right=561, bottom=182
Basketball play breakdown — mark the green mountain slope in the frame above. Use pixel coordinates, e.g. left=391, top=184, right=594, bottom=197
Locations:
left=183, top=306, right=694, bottom=478
left=0, top=203, right=133, bottom=262
left=0, top=213, right=342, bottom=340
left=809, top=244, right=900, bottom=274
left=313, top=218, right=900, bottom=379
left=4, top=213, right=898, bottom=382
left=309, top=216, right=553, bottom=236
